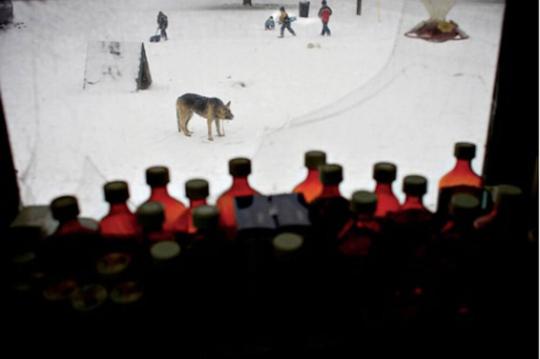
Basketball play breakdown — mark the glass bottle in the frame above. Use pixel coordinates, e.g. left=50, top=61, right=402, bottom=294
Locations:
left=97, top=181, right=142, bottom=298
left=293, top=150, right=326, bottom=204
left=309, top=164, right=350, bottom=252
left=175, top=178, right=209, bottom=236
left=437, top=142, right=483, bottom=220
left=136, top=201, right=175, bottom=244
left=99, top=181, right=140, bottom=248
left=216, top=158, right=261, bottom=239
left=389, top=175, right=434, bottom=261
left=372, top=162, right=400, bottom=218
left=144, top=166, right=187, bottom=234
left=333, top=191, right=380, bottom=329
left=436, top=193, right=481, bottom=327
left=41, top=196, right=100, bottom=318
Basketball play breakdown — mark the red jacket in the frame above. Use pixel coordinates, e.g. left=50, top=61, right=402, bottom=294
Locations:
left=318, top=6, right=332, bottom=24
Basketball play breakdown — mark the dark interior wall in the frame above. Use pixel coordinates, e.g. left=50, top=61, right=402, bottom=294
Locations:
left=482, top=0, right=539, bottom=233
left=0, top=93, right=20, bottom=231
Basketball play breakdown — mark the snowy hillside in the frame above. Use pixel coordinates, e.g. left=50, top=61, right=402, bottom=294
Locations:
left=0, top=0, right=505, bottom=219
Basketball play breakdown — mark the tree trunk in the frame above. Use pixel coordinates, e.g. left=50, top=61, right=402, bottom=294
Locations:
left=243, top=0, right=252, bottom=6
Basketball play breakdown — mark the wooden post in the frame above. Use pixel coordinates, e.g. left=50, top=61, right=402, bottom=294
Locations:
left=356, top=0, right=362, bottom=15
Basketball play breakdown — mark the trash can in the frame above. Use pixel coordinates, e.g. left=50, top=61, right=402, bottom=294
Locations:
left=299, top=1, right=310, bottom=18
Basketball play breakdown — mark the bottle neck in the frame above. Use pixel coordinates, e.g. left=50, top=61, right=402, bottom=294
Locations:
left=453, top=158, right=474, bottom=173
left=150, top=186, right=170, bottom=198
left=231, top=176, right=254, bottom=193
left=401, top=194, right=426, bottom=211
left=108, top=202, right=131, bottom=215
left=306, top=168, right=320, bottom=182
left=375, top=182, right=394, bottom=195
left=320, top=184, right=341, bottom=197
left=189, top=198, right=207, bottom=209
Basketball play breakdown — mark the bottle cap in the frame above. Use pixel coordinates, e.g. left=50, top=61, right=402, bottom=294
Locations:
left=229, top=158, right=251, bottom=177
left=146, top=166, right=170, bottom=187
left=305, top=150, right=326, bottom=169
left=493, top=184, right=523, bottom=211
left=373, top=162, right=397, bottom=183
left=351, top=190, right=377, bottom=213
left=185, top=179, right=209, bottom=200
left=272, top=232, right=304, bottom=255
left=136, top=201, right=165, bottom=231
left=193, top=205, right=220, bottom=231
left=450, top=193, right=480, bottom=218
left=454, top=142, right=476, bottom=160
left=104, top=181, right=130, bottom=203
left=150, top=240, right=181, bottom=262
left=319, top=164, right=343, bottom=185
left=50, top=196, right=80, bottom=221
left=403, top=175, right=428, bottom=196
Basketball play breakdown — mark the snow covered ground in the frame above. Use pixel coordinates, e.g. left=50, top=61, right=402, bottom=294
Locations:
left=0, top=0, right=505, bottom=219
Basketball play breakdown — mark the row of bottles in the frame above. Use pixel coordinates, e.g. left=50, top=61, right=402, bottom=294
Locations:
left=5, top=141, right=534, bottom=353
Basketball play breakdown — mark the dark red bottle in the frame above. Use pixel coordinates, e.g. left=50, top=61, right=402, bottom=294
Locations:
left=474, top=184, right=524, bottom=237
left=436, top=193, right=481, bottom=326
left=99, top=181, right=140, bottom=246
left=136, top=201, right=175, bottom=244
left=385, top=176, right=436, bottom=326
left=373, top=162, right=400, bottom=218
left=293, top=150, right=326, bottom=204
left=216, top=158, right=261, bottom=239
left=309, top=164, right=350, bottom=248
left=389, top=175, right=434, bottom=261
left=97, top=182, right=143, bottom=303
left=437, top=142, right=483, bottom=220
left=144, top=166, right=187, bottom=234
left=175, top=178, right=209, bottom=235
left=190, top=206, right=235, bottom=323
left=41, top=196, right=99, bottom=305
left=337, top=191, right=380, bottom=257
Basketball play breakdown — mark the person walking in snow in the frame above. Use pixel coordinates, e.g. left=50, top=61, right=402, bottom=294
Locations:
left=157, top=11, right=168, bottom=41
left=318, top=0, right=333, bottom=36
left=265, top=16, right=275, bottom=30
left=278, top=6, right=296, bottom=38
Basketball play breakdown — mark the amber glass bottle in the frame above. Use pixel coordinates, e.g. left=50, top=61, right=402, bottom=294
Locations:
left=309, top=164, right=350, bottom=251
left=293, top=150, right=326, bottom=203
left=144, top=166, right=187, bottom=233
left=333, top=191, right=380, bottom=328
left=41, top=196, right=100, bottom=314
left=437, top=142, right=483, bottom=220
left=136, top=201, right=175, bottom=243
left=99, top=181, right=140, bottom=247
left=436, top=193, right=481, bottom=326
left=175, top=178, right=209, bottom=236
left=216, top=158, right=260, bottom=239
left=372, top=162, right=400, bottom=218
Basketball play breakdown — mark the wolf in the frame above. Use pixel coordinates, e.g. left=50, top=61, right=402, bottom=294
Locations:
left=176, top=93, right=234, bottom=141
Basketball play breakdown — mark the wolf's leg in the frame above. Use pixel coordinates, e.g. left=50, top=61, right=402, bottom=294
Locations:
left=207, top=118, right=214, bottom=141
left=216, top=119, right=224, bottom=137
left=180, top=110, right=191, bottom=137
left=185, top=113, right=193, bottom=135
left=176, top=101, right=183, bottom=132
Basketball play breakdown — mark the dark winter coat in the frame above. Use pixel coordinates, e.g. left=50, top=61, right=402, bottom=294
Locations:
left=157, top=12, right=168, bottom=30
left=318, top=5, right=332, bottom=24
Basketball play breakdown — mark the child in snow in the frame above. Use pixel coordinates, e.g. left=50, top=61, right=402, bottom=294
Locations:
left=278, top=6, right=296, bottom=38
left=318, top=0, right=333, bottom=36
left=265, top=16, right=275, bottom=30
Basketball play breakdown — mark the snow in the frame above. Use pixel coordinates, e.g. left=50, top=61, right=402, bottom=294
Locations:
left=0, top=0, right=505, bottom=219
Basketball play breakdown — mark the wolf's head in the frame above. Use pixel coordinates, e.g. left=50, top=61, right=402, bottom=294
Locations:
left=218, top=101, right=234, bottom=120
